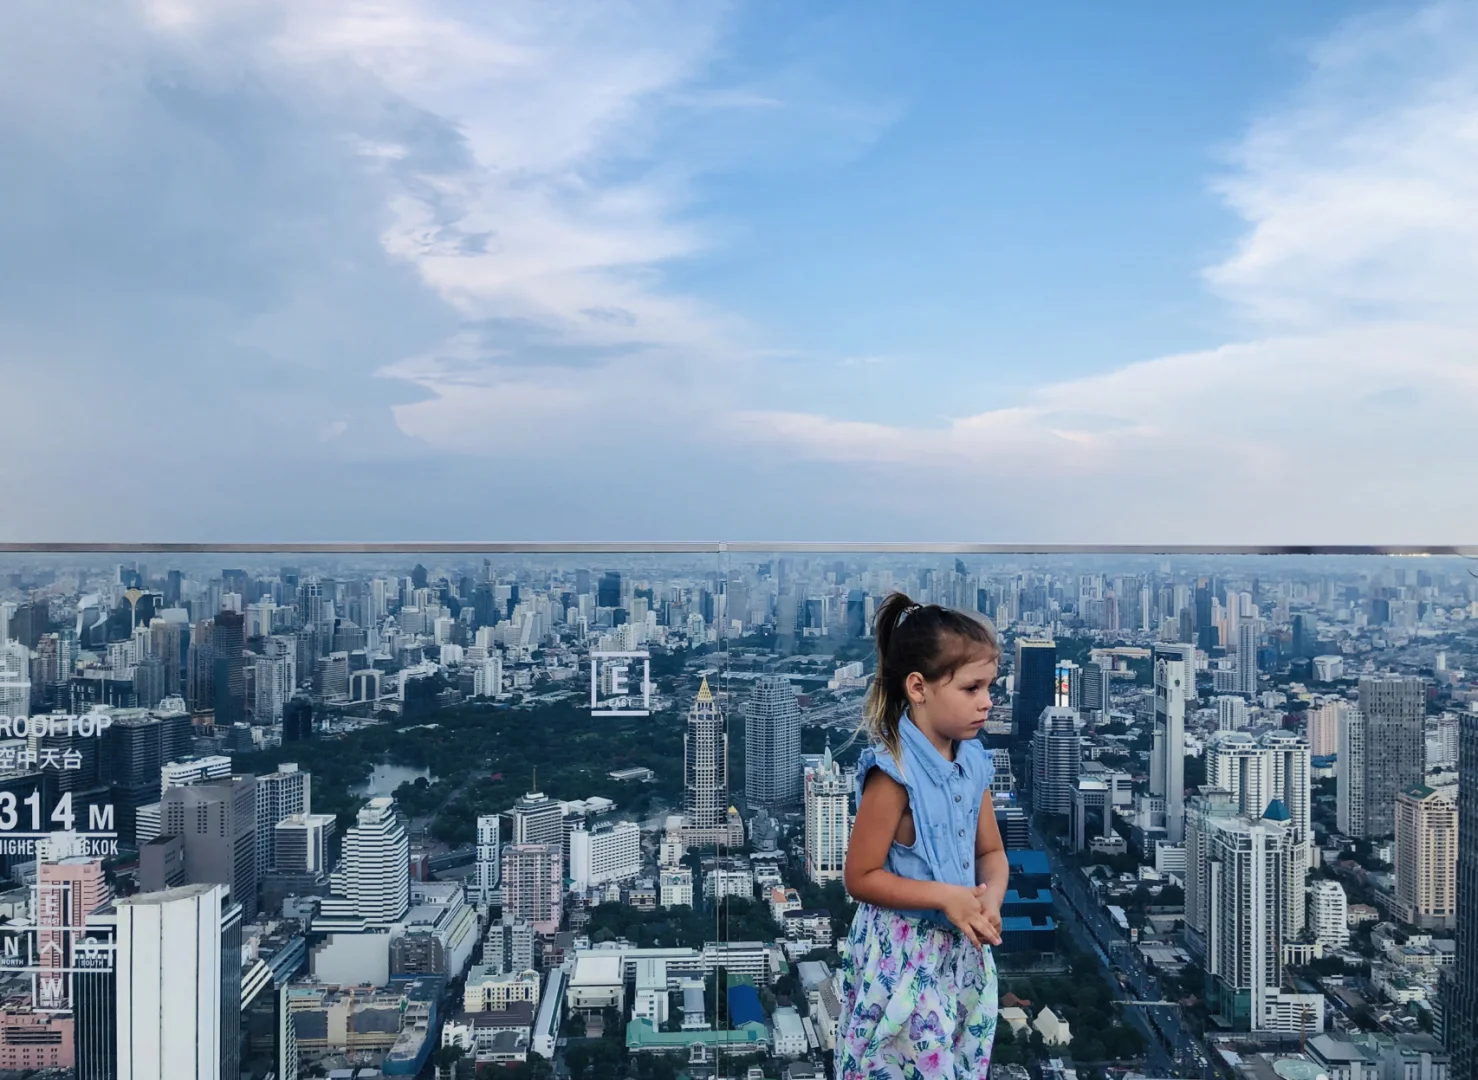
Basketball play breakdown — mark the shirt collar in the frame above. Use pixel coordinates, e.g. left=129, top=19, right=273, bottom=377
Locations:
left=900, top=712, right=965, bottom=782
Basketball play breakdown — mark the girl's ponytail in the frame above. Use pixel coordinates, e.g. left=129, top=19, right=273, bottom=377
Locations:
left=860, top=591, right=921, bottom=764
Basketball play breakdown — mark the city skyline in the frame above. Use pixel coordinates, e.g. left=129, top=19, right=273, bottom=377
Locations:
left=3, top=4, right=1478, bottom=541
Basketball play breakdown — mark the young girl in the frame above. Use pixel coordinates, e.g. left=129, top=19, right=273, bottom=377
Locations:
left=836, top=592, right=1007, bottom=1080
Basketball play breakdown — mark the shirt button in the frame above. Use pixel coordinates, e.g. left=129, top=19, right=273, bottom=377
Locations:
left=962, top=861, right=969, bottom=869
left=958, top=830, right=965, bottom=837
left=954, top=795, right=961, bottom=803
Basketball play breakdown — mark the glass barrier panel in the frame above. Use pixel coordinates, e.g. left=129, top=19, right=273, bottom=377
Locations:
left=0, top=547, right=1473, bottom=1079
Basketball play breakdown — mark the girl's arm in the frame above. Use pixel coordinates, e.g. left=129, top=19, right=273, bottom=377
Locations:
left=845, top=770, right=996, bottom=946
left=974, top=792, right=1009, bottom=911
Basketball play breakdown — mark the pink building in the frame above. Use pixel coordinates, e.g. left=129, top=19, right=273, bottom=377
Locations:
left=0, top=1003, right=73, bottom=1071
left=500, top=843, right=563, bottom=935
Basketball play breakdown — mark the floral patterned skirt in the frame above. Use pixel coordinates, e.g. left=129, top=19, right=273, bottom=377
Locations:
left=835, top=902, right=998, bottom=1080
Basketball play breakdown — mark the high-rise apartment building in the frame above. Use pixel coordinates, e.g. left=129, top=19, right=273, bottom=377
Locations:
left=1031, top=708, right=1081, bottom=816
left=1337, top=705, right=1367, bottom=837
left=485, top=914, right=535, bottom=975
left=1235, top=621, right=1259, bottom=696
left=684, top=678, right=728, bottom=832
left=1012, top=639, right=1056, bottom=746
left=804, top=747, right=851, bottom=885
left=1394, top=784, right=1458, bottom=929
left=1151, top=651, right=1190, bottom=842
left=161, top=775, right=259, bottom=920
left=1306, top=698, right=1343, bottom=758
left=500, top=844, right=562, bottom=935
left=1186, top=794, right=1298, bottom=1031
left=1356, top=676, right=1426, bottom=838
left=472, top=814, right=501, bottom=906
left=36, top=854, right=113, bottom=1012
left=255, top=765, right=311, bottom=878
left=744, top=676, right=801, bottom=808
left=316, top=797, right=409, bottom=930
left=1447, top=711, right=1477, bottom=1075
left=116, top=882, right=243, bottom=1080
left=1205, top=729, right=1311, bottom=933
left=1308, top=880, right=1349, bottom=948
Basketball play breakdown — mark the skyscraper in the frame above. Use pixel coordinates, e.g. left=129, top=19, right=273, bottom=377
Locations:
left=1394, top=784, right=1458, bottom=929
left=1152, top=652, right=1189, bottom=842
left=1012, top=639, right=1056, bottom=746
left=1186, top=794, right=1299, bottom=1031
left=1447, top=711, right=1477, bottom=1074
left=1337, top=705, right=1367, bottom=837
left=804, top=746, right=851, bottom=885
left=161, top=774, right=259, bottom=920
left=1031, top=708, right=1081, bottom=816
left=744, top=676, right=801, bottom=808
left=211, top=611, right=246, bottom=727
left=1235, top=621, right=1259, bottom=697
left=315, top=797, right=409, bottom=930
left=1205, top=730, right=1311, bottom=934
left=684, top=677, right=728, bottom=832
left=255, top=765, right=311, bottom=879
left=109, top=709, right=197, bottom=847
left=1356, top=675, right=1426, bottom=838
left=116, top=882, right=243, bottom=1080
left=472, top=814, right=502, bottom=906
left=272, top=813, right=335, bottom=873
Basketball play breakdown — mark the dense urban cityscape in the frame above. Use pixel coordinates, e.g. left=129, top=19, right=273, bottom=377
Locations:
left=0, top=551, right=1471, bottom=1080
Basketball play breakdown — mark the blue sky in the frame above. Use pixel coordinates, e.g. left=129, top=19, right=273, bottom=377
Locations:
left=1, top=1, right=1475, bottom=543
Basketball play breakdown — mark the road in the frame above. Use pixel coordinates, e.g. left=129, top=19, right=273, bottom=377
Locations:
left=1030, top=824, right=1214, bottom=1079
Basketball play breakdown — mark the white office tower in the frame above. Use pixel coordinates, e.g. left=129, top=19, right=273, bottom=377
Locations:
left=472, top=814, right=501, bottom=906
left=804, top=746, right=851, bottom=885
left=1308, top=880, right=1350, bottom=947
left=569, top=820, right=641, bottom=890
left=1205, top=730, right=1312, bottom=934
left=116, top=882, right=243, bottom=1080
left=1152, top=655, right=1188, bottom=842
left=1337, top=706, right=1366, bottom=837
left=255, top=764, right=311, bottom=878
left=1235, top=621, right=1259, bottom=696
left=1306, top=698, right=1342, bottom=758
left=473, top=656, right=503, bottom=699
left=1185, top=792, right=1298, bottom=1031
left=317, top=797, right=409, bottom=930
left=1031, top=708, right=1082, bottom=816
left=512, top=790, right=564, bottom=847
left=744, top=675, right=802, bottom=808
left=0, top=639, right=31, bottom=719
left=1216, top=696, right=1248, bottom=732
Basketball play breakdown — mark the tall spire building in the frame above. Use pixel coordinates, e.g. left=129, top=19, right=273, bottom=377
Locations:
left=685, top=677, right=727, bottom=831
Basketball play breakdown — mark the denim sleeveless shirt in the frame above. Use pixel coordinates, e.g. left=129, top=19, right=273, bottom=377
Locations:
left=854, top=713, right=996, bottom=927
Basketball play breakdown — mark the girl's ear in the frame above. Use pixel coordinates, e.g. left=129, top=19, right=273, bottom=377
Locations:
left=904, top=671, right=926, bottom=706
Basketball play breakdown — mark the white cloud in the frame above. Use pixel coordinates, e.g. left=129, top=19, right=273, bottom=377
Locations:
left=717, top=3, right=1478, bottom=541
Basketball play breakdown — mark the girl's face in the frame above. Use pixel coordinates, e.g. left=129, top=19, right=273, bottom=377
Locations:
left=908, top=653, right=999, bottom=743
